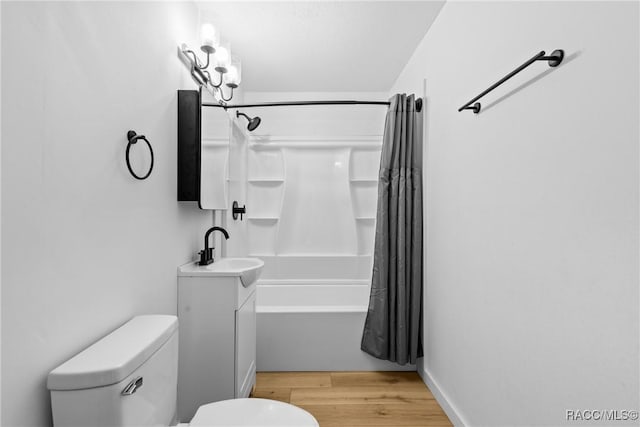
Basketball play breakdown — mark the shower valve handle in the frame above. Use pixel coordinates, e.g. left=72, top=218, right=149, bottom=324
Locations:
left=232, top=201, right=246, bottom=221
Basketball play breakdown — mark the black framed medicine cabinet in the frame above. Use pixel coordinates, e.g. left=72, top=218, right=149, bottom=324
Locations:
left=177, top=89, right=229, bottom=210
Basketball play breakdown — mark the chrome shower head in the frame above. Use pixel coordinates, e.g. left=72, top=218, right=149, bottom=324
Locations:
left=236, top=111, right=261, bottom=132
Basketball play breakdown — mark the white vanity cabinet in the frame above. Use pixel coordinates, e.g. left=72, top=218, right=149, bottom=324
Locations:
left=176, top=261, right=260, bottom=422
left=235, top=291, right=257, bottom=397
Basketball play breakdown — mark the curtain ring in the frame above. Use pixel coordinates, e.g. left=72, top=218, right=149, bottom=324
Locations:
left=126, top=130, right=154, bottom=180
left=415, top=98, right=423, bottom=112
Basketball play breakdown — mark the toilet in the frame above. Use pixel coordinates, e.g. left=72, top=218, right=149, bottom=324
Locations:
left=47, top=315, right=318, bottom=427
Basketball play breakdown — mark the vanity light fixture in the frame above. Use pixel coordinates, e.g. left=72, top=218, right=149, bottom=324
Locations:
left=179, top=23, right=241, bottom=103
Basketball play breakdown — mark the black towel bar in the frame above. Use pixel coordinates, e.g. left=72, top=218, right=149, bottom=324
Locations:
left=458, top=49, right=564, bottom=114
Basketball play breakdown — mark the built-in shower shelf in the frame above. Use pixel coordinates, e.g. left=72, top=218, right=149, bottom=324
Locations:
left=248, top=178, right=285, bottom=183
left=349, top=178, right=378, bottom=183
left=247, top=216, right=279, bottom=221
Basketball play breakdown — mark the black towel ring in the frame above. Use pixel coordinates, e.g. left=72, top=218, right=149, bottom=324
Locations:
left=126, top=130, right=154, bottom=180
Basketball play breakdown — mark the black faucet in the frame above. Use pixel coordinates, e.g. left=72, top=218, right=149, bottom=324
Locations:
left=198, top=226, right=230, bottom=265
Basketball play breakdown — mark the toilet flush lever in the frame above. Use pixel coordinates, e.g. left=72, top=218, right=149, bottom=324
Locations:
left=121, top=376, right=143, bottom=396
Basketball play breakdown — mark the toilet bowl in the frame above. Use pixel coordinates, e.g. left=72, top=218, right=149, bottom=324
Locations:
left=47, top=315, right=318, bottom=427
left=190, top=398, right=318, bottom=426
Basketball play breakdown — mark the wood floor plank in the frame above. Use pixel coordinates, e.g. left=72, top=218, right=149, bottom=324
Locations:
left=256, top=371, right=332, bottom=389
left=297, top=403, right=452, bottom=427
left=255, top=371, right=452, bottom=426
left=330, top=371, right=426, bottom=388
left=290, top=386, right=435, bottom=405
left=251, top=387, right=291, bottom=403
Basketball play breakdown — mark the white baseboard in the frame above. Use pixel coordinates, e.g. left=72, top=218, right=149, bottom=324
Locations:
left=417, top=359, right=469, bottom=427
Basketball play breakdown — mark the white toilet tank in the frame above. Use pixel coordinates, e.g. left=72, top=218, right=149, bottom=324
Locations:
left=47, top=315, right=179, bottom=427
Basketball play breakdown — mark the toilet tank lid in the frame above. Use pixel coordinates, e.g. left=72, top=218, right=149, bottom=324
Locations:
left=47, top=315, right=178, bottom=391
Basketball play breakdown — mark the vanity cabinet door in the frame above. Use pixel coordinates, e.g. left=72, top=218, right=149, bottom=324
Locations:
left=235, top=291, right=256, bottom=398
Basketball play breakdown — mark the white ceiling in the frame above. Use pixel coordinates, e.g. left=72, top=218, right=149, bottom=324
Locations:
left=196, top=1, right=445, bottom=92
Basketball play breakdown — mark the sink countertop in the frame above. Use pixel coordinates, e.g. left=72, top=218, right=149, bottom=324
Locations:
left=178, top=258, right=264, bottom=286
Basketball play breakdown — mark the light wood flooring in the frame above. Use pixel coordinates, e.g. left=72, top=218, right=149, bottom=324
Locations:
left=251, top=371, right=453, bottom=427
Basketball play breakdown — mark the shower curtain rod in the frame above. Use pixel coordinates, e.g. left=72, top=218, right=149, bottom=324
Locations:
left=203, top=99, right=423, bottom=112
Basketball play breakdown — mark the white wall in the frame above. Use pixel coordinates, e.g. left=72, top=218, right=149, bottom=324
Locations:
left=0, top=2, right=3, bottom=423
left=392, top=1, right=639, bottom=425
left=1, top=2, right=212, bottom=426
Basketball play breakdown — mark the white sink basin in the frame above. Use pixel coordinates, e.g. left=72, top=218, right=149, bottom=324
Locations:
left=203, top=258, right=264, bottom=286
left=178, top=257, right=264, bottom=287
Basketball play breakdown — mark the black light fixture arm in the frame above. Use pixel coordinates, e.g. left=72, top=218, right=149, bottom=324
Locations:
left=219, top=85, right=234, bottom=102
left=200, top=51, right=211, bottom=69
left=458, top=49, right=564, bottom=114
left=179, top=43, right=234, bottom=101
left=183, top=48, right=213, bottom=71
left=211, top=70, right=225, bottom=89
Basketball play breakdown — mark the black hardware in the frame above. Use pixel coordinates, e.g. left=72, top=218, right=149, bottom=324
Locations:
left=125, top=131, right=154, bottom=180
left=203, top=99, right=423, bottom=112
left=180, top=45, right=230, bottom=93
left=198, top=247, right=214, bottom=266
left=199, top=226, right=230, bottom=265
left=236, top=111, right=261, bottom=132
left=458, top=49, right=564, bottom=114
left=462, top=103, right=481, bottom=114
left=232, top=201, right=246, bottom=221
left=177, top=90, right=202, bottom=204
left=415, top=98, right=423, bottom=112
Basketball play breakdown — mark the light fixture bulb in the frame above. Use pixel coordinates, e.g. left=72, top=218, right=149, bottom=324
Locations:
left=224, top=58, right=241, bottom=87
left=200, top=23, right=218, bottom=54
left=214, top=41, right=231, bottom=73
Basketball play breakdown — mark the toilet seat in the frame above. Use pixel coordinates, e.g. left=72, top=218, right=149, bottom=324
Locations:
left=190, top=398, right=319, bottom=427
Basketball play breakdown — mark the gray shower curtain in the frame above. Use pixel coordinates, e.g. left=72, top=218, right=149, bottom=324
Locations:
left=361, top=93, right=423, bottom=365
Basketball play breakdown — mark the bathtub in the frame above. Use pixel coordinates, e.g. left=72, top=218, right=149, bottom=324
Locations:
left=255, top=277, right=415, bottom=372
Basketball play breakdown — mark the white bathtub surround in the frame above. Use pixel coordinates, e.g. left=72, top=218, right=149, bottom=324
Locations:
left=224, top=91, right=388, bottom=259
left=257, top=255, right=373, bottom=281
left=393, top=1, right=639, bottom=425
left=256, top=281, right=414, bottom=372
left=245, top=136, right=382, bottom=257
left=223, top=93, right=409, bottom=372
